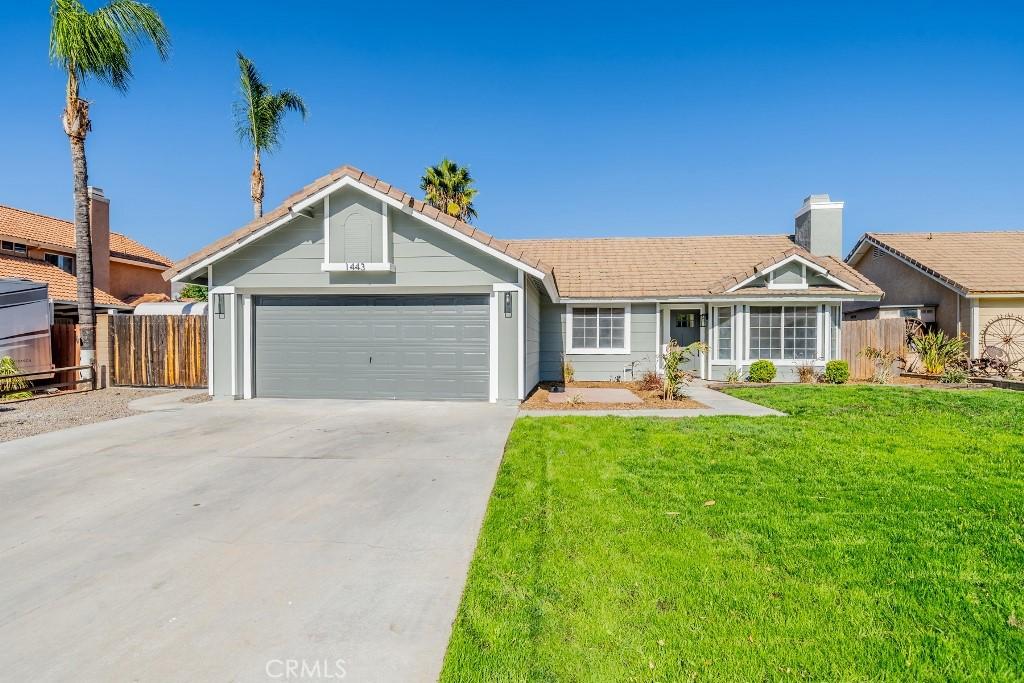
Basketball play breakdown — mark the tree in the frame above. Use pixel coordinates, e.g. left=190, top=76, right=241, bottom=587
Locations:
left=179, top=284, right=208, bottom=302
left=49, top=0, right=170, bottom=374
left=420, top=158, right=478, bottom=223
left=234, top=52, right=307, bottom=219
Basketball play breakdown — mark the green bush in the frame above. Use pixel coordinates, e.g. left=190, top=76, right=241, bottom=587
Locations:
left=823, top=360, right=850, bottom=384
left=939, top=366, right=969, bottom=384
left=0, top=356, right=32, bottom=400
left=747, top=360, right=777, bottom=383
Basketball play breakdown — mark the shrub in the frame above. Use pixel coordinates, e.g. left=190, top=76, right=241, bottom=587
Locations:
left=662, top=340, right=708, bottom=399
left=561, top=356, right=575, bottom=384
left=939, top=366, right=969, bottom=384
left=823, top=360, right=850, bottom=384
left=724, top=367, right=741, bottom=384
left=0, top=356, right=32, bottom=400
left=796, top=362, right=818, bottom=384
left=637, top=370, right=662, bottom=392
left=911, top=331, right=965, bottom=374
left=859, top=346, right=901, bottom=384
left=179, top=283, right=208, bottom=302
left=747, top=360, right=777, bottom=383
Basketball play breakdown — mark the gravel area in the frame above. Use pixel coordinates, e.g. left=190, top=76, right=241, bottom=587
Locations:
left=181, top=392, right=212, bottom=404
left=0, top=388, right=168, bottom=443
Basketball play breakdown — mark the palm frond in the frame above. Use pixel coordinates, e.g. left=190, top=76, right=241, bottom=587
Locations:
left=234, top=53, right=306, bottom=154
left=420, top=157, right=479, bottom=222
left=49, top=0, right=170, bottom=92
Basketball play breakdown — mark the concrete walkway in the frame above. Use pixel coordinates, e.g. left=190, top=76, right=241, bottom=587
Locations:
left=0, top=398, right=518, bottom=682
left=520, top=385, right=784, bottom=417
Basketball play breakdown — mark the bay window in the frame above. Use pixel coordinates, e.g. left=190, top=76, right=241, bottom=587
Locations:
left=749, top=305, right=819, bottom=360
left=568, top=306, right=628, bottom=353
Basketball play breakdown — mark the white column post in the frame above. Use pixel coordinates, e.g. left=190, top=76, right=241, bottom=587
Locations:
left=242, top=294, right=253, bottom=399
left=207, top=265, right=214, bottom=395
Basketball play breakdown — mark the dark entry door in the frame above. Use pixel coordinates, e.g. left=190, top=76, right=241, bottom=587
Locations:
left=669, top=309, right=703, bottom=373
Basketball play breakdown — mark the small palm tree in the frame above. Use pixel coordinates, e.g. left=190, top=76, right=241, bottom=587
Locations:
left=49, top=0, right=170, bottom=372
left=234, top=52, right=307, bottom=219
left=420, top=158, right=478, bottom=223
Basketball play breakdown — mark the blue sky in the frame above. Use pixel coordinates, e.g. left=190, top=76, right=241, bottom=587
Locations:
left=2, top=1, right=1022, bottom=261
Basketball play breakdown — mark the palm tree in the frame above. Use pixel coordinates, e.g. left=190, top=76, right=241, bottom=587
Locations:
left=49, top=0, right=170, bottom=373
left=420, top=158, right=478, bottom=223
left=234, top=52, right=307, bottom=219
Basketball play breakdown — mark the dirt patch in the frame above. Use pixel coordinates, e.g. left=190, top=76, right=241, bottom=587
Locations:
left=181, top=392, right=213, bottom=404
left=0, top=388, right=168, bottom=443
left=523, top=381, right=706, bottom=411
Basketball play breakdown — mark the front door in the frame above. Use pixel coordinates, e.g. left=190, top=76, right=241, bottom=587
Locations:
left=669, top=309, right=702, bottom=373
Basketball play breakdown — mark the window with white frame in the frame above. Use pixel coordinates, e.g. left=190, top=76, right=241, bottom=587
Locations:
left=569, top=306, right=627, bottom=352
left=714, top=306, right=733, bottom=360
left=749, top=306, right=819, bottom=360
left=44, top=253, right=75, bottom=274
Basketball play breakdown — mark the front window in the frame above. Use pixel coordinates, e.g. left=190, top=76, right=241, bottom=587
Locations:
left=830, top=305, right=841, bottom=359
left=749, top=306, right=819, bottom=360
left=45, top=253, right=75, bottom=274
left=1, top=241, right=27, bottom=256
left=714, top=306, right=733, bottom=360
left=570, top=306, right=626, bottom=351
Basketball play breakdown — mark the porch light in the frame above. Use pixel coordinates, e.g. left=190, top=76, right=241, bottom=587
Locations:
left=215, top=294, right=225, bottom=318
left=700, top=313, right=708, bottom=327
left=504, top=291, right=513, bottom=318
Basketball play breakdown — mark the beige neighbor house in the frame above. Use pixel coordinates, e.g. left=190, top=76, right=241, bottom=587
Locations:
left=845, top=231, right=1024, bottom=360
left=166, top=165, right=881, bottom=401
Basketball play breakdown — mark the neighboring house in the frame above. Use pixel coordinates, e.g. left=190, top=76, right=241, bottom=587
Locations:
left=165, top=166, right=881, bottom=401
left=846, top=231, right=1024, bottom=358
left=0, top=187, right=171, bottom=317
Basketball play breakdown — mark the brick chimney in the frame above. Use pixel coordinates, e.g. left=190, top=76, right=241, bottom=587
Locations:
left=87, top=186, right=111, bottom=293
left=794, top=194, right=844, bottom=258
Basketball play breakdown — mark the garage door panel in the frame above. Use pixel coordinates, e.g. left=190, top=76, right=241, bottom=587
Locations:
left=254, top=294, right=490, bottom=400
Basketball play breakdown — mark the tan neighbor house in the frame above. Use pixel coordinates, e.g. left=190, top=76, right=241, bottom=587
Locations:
left=0, top=187, right=171, bottom=317
left=845, top=231, right=1024, bottom=359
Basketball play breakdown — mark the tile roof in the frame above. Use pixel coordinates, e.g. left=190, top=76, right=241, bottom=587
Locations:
left=857, top=231, right=1024, bottom=294
left=512, top=236, right=881, bottom=298
left=0, top=204, right=172, bottom=268
left=0, top=253, right=125, bottom=306
left=164, top=164, right=554, bottom=281
left=164, top=163, right=879, bottom=300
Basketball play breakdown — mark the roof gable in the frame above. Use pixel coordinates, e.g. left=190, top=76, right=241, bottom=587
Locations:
left=848, top=231, right=1024, bottom=295
left=165, top=166, right=555, bottom=288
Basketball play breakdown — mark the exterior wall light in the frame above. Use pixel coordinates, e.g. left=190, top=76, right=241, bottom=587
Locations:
left=504, top=291, right=513, bottom=318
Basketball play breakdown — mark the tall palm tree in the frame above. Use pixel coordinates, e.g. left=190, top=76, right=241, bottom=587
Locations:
left=49, top=0, right=170, bottom=373
left=234, top=52, right=307, bottom=219
left=420, top=158, right=478, bottom=223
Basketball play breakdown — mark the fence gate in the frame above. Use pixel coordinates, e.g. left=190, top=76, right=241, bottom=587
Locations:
left=51, top=322, right=80, bottom=388
left=841, top=318, right=907, bottom=380
left=110, top=315, right=208, bottom=388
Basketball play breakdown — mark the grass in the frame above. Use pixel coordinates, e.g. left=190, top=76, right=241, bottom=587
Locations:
left=441, top=386, right=1024, bottom=681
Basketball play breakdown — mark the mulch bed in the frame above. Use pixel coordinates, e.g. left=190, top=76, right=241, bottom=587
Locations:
left=522, top=381, right=706, bottom=410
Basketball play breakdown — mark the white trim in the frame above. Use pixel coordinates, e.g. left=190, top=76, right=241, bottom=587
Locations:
left=320, top=262, right=393, bottom=272
left=557, top=293, right=877, bottom=304
left=970, top=298, right=980, bottom=358
left=965, top=293, right=1024, bottom=299
left=744, top=303, right=828, bottom=364
left=323, top=194, right=331, bottom=265
left=565, top=303, right=632, bottom=355
left=229, top=293, right=237, bottom=397
left=517, top=271, right=525, bottom=400
left=242, top=294, right=253, bottom=399
left=726, top=253, right=858, bottom=293
left=795, top=199, right=844, bottom=218
left=110, top=256, right=167, bottom=270
left=654, top=302, right=661, bottom=372
left=381, top=200, right=390, bottom=263
left=207, top=265, right=214, bottom=395
left=209, top=286, right=236, bottom=294
left=492, top=282, right=520, bottom=292
left=489, top=292, right=498, bottom=402
left=172, top=212, right=298, bottom=282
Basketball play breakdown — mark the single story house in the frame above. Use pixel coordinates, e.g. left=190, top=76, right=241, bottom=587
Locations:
left=165, top=166, right=881, bottom=401
left=846, top=231, right=1024, bottom=359
left=0, top=188, right=172, bottom=316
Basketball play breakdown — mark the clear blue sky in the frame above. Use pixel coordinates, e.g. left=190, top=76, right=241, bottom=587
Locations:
left=2, top=1, right=1022, bottom=261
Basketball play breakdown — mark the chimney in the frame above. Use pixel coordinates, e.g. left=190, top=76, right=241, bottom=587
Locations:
left=794, top=194, right=844, bottom=258
left=87, top=186, right=111, bottom=293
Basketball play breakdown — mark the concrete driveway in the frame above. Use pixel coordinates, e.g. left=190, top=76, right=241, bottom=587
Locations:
left=0, top=397, right=518, bottom=682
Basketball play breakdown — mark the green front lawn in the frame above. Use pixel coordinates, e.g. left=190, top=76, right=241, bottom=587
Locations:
left=442, top=387, right=1024, bottom=681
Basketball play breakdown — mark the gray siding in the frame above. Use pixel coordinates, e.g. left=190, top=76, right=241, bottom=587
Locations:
left=497, top=291, right=519, bottom=400
left=212, top=188, right=518, bottom=289
left=328, top=187, right=383, bottom=263
left=524, top=279, right=541, bottom=392
left=539, top=302, right=658, bottom=382
left=210, top=286, right=238, bottom=398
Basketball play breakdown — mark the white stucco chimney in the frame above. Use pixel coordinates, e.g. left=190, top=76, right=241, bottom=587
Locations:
left=794, top=194, right=844, bottom=258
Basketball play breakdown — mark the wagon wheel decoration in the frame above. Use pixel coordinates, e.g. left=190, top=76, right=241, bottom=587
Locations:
left=981, top=315, right=1024, bottom=370
left=905, top=317, right=927, bottom=344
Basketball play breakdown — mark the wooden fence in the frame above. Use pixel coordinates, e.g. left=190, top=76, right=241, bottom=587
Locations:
left=841, top=318, right=907, bottom=380
left=110, top=315, right=207, bottom=388
left=50, top=322, right=80, bottom=388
